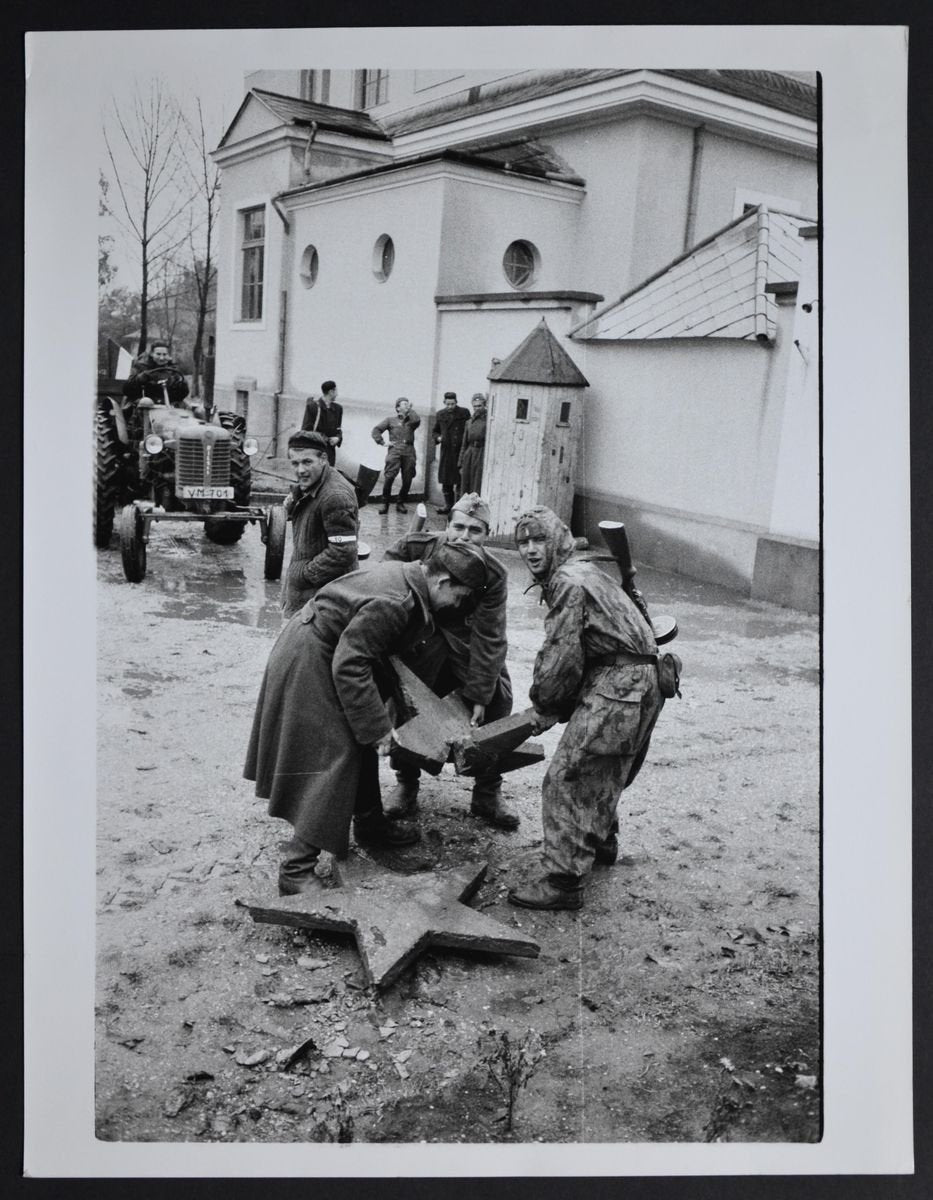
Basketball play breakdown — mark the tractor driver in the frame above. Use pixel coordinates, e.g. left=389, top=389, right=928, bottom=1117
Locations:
left=123, top=341, right=191, bottom=409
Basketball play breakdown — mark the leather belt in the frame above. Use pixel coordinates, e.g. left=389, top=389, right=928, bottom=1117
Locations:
left=590, top=650, right=658, bottom=668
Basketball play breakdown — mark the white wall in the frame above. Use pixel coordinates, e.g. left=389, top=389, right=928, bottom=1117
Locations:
left=436, top=172, right=582, bottom=295
left=573, top=337, right=778, bottom=529
left=214, top=148, right=295, bottom=396
left=693, top=132, right=818, bottom=239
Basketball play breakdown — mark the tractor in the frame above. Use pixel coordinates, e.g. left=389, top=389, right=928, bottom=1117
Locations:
left=94, top=377, right=286, bottom=584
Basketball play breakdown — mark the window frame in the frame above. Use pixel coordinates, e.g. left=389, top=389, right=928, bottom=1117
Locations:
left=357, top=69, right=389, bottom=109
left=372, top=234, right=395, bottom=283
left=239, top=205, right=266, bottom=322
left=503, top=239, right=539, bottom=290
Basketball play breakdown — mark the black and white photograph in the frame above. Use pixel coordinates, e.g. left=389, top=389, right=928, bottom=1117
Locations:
left=23, top=25, right=912, bottom=1178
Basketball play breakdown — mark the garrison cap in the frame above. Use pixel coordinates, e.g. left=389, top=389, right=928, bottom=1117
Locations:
left=288, top=429, right=330, bottom=453
left=451, top=492, right=490, bottom=528
left=434, top=540, right=487, bottom=590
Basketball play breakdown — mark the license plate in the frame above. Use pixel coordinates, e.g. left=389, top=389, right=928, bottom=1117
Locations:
left=177, top=485, right=234, bottom=500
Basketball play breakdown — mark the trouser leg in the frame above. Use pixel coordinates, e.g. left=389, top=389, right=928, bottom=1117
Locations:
left=540, top=733, right=631, bottom=879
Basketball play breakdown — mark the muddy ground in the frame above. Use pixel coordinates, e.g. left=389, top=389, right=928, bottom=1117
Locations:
left=95, top=494, right=820, bottom=1145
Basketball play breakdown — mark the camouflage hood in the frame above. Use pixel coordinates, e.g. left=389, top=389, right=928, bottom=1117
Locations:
left=514, top=506, right=577, bottom=589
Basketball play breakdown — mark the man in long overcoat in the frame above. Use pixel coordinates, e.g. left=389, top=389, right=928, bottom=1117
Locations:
left=508, top=506, right=666, bottom=911
left=457, top=393, right=488, bottom=497
left=432, top=391, right=469, bottom=514
left=300, top=380, right=343, bottom=466
left=245, top=541, right=489, bottom=895
left=381, top=493, right=518, bottom=829
left=281, top=430, right=360, bottom=619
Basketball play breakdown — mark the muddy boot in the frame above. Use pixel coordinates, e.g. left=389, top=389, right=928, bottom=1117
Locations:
left=470, top=780, right=519, bottom=830
left=278, top=835, right=322, bottom=896
left=378, top=484, right=392, bottom=515
left=508, top=873, right=584, bottom=911
left=353, top=808, right=421, bottom=848
left=385, top=771, right=420, bottom=819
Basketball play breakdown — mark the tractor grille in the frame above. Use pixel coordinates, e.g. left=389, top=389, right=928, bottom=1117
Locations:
left=176, top=433, right=232, bottom=488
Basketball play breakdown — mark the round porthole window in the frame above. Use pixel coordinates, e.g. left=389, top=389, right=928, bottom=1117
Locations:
left=503, top=239, right=539, bottom=289
left=299, top=245, right=319, bottom=288
left=372, top=234, right=395, bottom=282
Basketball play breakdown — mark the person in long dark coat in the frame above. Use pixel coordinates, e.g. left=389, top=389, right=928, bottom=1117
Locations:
left=433, top=391, right=469, bottom=513
left=244, top=541, right=489, bottom=895
left=458, top=393, right=488, bottom=497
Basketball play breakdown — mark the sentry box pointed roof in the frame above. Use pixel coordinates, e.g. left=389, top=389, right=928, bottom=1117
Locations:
left=488, top=318, right=589, bottom=388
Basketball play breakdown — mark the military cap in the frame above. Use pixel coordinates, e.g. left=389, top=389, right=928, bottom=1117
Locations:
left=451, top=492, right=490, bottom=529
left=443, top=390, right=457, bottom=399
left=434, top=540, right=487, bottom=590
left=288, top=429, right=330, bottom=453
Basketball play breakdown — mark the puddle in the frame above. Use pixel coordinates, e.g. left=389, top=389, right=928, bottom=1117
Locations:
left=145, top=566, right=282, bottom=629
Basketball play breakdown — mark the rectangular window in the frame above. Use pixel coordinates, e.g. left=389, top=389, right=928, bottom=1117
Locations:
left=357, top=69, right=388, bottom=109
left=240, top=207, right=265, bottom=321
left=515, top=397, right=529, bottom=421
left=302, top=70, right=331, bottom=103
left=558, top=401, right=572, bottom=425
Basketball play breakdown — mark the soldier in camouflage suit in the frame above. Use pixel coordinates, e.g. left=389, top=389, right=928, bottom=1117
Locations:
left=508, top=506, right=665, bottom=911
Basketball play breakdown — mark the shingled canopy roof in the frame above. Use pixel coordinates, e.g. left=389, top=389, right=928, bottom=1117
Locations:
left=489, top=319, right=589, bottom=387
left=571, top=207, right=814, bottom=344
left=217, top=88, right=390, bottom=148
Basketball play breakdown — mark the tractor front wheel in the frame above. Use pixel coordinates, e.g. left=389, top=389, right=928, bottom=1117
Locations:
left=263, top=505, right=287, bottom=581
left=119, top=505, right=147, bottom=582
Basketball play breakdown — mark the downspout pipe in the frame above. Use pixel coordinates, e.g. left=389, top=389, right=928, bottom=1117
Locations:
left=683, top=124, right=705, bottom=252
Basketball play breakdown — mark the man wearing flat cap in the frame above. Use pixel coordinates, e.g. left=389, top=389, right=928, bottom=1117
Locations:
left=433, top=391, right=470, bottom=514
left=380, top=492, right=518, bottom=830
left=281, top=429, right=360, bottom=619
left=245, top=540, right=488, bottom=894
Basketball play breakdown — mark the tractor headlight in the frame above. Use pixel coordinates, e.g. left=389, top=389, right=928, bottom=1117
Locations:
left=144, top=434, right=164, bottom=454
left=244, top=437, right=259, bottom=456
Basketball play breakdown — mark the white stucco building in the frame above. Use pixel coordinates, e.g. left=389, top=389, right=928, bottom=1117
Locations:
left=211, top=68, right=819, bottom=609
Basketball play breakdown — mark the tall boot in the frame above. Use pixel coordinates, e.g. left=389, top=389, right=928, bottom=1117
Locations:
left=396, top=478, right=410, bottom=514
left=470, top=776, right=519, bottom=830
left=378, top=483, right=392, bottom=515
left=278, top=833, right=322, bottom=896
left=508, top=872, right=584, bottom=911
left=386, top=764, right=420, bottom=818
left=437, top=489, right=455, bottom=515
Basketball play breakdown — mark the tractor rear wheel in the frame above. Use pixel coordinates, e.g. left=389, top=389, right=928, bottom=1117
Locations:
left=263, top=505, right=287, bottom=580
left=94, top=409, right=120, bottom=547
left=203, top=442, right=252, bottom=544
left=119, top=504, right=147, bottom=582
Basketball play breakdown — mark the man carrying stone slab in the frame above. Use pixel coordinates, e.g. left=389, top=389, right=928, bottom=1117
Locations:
left=245, top=540, right=488, bottom=895
left=381, top=493, right=518, bottom=831
left=508, top=506, right=666, bottom=911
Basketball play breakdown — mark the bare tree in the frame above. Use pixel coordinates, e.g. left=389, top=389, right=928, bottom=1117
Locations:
left=103, top=81, right=193, bottom=355
left=178, top=98, right=220, bottom=397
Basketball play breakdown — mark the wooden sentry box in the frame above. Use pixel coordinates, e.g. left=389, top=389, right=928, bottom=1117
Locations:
left=483, top=318, right=589, bottom=543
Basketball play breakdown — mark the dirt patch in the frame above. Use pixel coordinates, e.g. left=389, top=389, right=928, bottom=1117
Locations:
left=96, top=507, right=820, bottom=1143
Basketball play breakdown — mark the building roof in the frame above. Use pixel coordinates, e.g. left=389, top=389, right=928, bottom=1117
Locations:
left=217, top=88, right=390, bottom=148
left=382, top=68, right=817, bottom=138
left=276, top=140, right=585, bottom=202
left=489, top=319, right=589, bottom=387
left=571, top=207, right=815, bottom=344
